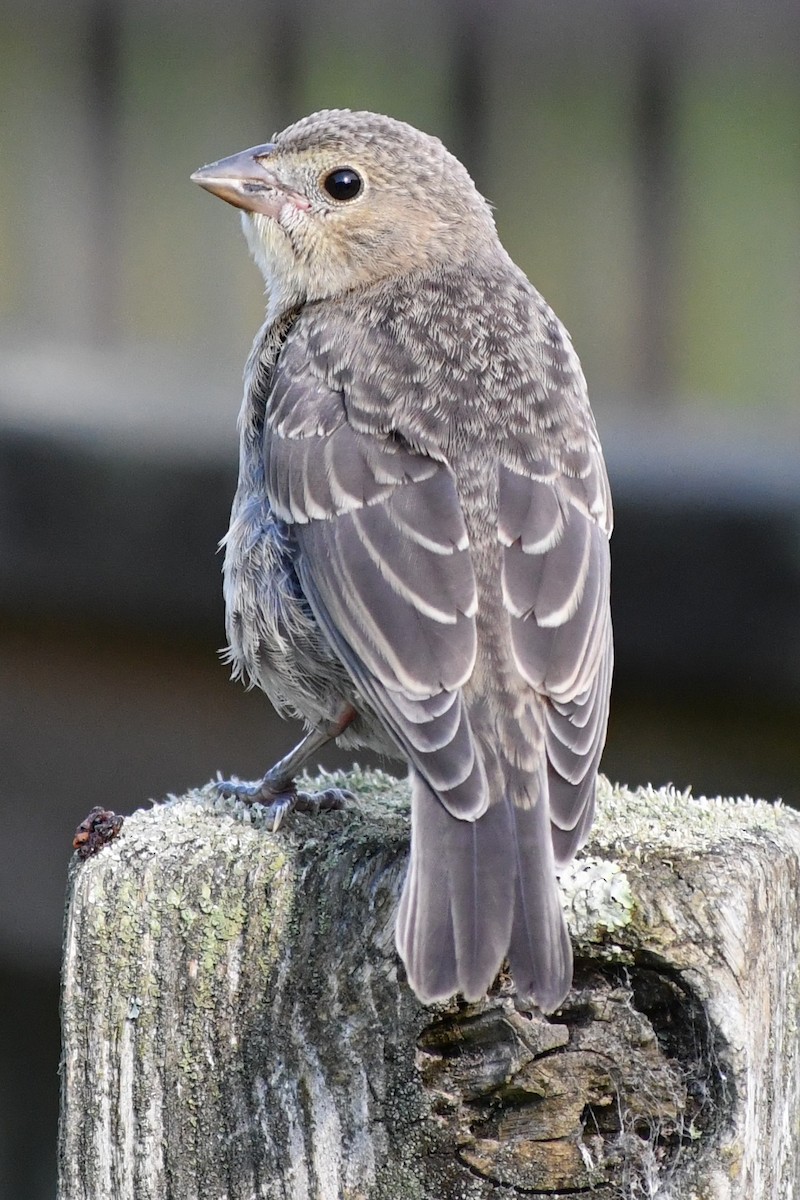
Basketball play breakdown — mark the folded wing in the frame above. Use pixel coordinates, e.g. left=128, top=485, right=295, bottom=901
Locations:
left=265, top=363, right=487, bottom=819
left=499, top=447, right=613, bottom=868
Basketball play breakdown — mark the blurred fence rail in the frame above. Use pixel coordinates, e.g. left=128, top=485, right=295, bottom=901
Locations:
left=1, top=0, right=799, bottom=413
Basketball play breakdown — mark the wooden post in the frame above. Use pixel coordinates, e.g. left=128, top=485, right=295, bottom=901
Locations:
left=58, top=770, right=800, bottom=1199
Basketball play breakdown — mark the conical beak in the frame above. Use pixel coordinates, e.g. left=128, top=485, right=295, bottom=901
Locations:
left=191, top=144, right=310, bottom=217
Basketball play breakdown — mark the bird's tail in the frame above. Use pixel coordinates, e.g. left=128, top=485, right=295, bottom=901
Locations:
left=395, top=758, right=572, bottom=1013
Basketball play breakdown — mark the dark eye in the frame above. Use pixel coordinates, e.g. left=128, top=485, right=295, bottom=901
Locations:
left=322, top=168, right=363, bottom=202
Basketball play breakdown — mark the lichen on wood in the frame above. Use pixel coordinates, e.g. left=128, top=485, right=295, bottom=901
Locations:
left=59, top=771, right=800, bottom=1199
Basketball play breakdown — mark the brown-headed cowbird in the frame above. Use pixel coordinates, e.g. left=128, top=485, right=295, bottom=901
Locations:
left=191, top=109, right=612, bottom=1013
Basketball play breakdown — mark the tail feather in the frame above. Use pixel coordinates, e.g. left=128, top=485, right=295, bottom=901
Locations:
left=396, top=769, right=514, bottom=1003
left=396, top=761, right=572, bottom=1012
left=395, top=824, right=459, bottom=1001
left=507, top=770, right=573, bottom=1013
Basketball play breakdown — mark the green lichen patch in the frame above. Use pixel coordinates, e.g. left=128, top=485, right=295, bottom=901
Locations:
left=562, top=855, right=635, bottom=942
left=593, top=776, right=793, bottom=859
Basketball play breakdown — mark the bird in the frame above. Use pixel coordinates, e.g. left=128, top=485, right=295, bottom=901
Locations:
left=191, top=109, right=612, bottom=1014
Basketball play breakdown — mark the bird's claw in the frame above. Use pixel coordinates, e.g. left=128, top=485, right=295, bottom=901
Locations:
left=261, top=793, right=297, bottom=832
left=214, top=776, right=351, bottom=832
left=215, top=774, right=280, bottom=804
left=214, top=775, right=295, bottom=828
left=293, top=786, right=353, bottom=816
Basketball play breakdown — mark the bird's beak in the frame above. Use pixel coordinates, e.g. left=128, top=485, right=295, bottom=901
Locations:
left=190, top=144, right=310, bottom=217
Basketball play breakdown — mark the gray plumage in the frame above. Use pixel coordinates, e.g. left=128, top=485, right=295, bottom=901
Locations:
left=192, top=109, right=613, bottom=1013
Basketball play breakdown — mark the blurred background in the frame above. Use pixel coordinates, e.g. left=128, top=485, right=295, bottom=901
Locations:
left=1, top=0, right=799, bottom=1194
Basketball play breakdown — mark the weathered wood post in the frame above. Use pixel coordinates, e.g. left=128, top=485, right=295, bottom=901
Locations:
left=58, top=770, right=800, bottom=1199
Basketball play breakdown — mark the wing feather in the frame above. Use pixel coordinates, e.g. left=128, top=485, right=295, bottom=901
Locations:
left=297, top=558, right=488, bottom=819
left=499, top=460, right=612, bottom=863
left=299, top=513, right=476, bottom=694
left=264, top=365, right=487, bottom=819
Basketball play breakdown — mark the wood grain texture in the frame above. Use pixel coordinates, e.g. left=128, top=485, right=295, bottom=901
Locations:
left=59, top=772, right=800, bottom=1199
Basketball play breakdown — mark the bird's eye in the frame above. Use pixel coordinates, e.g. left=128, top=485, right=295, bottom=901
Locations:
left=322, top=168, right=363, bottom=202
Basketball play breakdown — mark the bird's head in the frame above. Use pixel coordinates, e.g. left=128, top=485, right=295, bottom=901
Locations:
left=191, top=109, right=498, bottom=314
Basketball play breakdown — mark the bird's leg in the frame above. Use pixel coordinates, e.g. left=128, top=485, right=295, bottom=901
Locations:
left=216, top=706, right=357, bottom=830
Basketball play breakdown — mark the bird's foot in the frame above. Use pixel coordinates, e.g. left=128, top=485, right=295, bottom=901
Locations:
left=215, top=774, right=351, bottom=832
